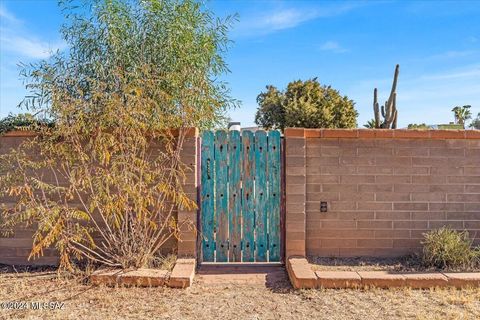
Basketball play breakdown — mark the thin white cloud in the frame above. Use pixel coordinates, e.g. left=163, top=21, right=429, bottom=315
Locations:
left=0, top=4, right=21, bottom=24
left=0, top=3, right=66, bottom=116
left=420, top=66, right=480, bottom=81
left=1, top=33, right=64, bottom=59
left=262, top=8, right=315, bottom=31
left=234, top=2, right=365, bottom=37
left=348, top=64, right=480, bottom=128
left=0, top=5, right=65, bottom=59
left=319, top=41, right=348, bottom=53
left=427, top=50, right=476, bottom=60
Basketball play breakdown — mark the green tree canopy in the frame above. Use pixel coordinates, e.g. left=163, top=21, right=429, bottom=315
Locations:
left=1, top=0, right=236, bottom=270
left=452, top=105, right=472, bottom=129
left=0, top=113, right=54, bottom=134
left=469, top=112, right=480, bottom=130
left=407, top=123, right=429, bottom=130
left=255, top=79, right=358, bottom=130
left=364, top=119, right=376, bottom=128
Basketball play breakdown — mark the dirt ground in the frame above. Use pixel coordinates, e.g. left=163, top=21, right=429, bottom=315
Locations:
left=1, top=267, right=480, bottom=320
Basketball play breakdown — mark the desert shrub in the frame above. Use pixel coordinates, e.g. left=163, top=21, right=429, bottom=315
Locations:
left=421, top=227, right=480, bottom=270
left=150, top=254, right=177, bottom=271
left=407, top=123, right=429, bottom=130
left=470, top=112, right=480, bottom=129
left=0, top=0, right=236, bottom=270
left=255, top=79, right=358, bottom=130
left=0, top=113, right=54, bottom=135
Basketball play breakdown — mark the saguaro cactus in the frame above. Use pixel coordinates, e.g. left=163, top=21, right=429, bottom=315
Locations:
left=373, top=64, right=399, bottom=129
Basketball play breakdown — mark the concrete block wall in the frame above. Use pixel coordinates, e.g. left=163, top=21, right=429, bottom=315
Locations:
left=177, top=128, right=199, bottom=258
left=0, top=129, right=199, bottom=265
left=0, top=132, right=59, bottom=265
left=3, top=127, right=480, bottom=264
left=285, top=128, right=480, bottom=258
left=285, top=129, right=306, bottom=258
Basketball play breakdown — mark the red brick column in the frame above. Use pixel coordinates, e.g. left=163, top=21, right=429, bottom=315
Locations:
left=284, top=128, right=307, bottom=258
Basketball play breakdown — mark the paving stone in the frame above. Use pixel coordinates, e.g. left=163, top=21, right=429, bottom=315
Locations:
left=90, top=268, right=168, bottom=287
left=442, top=272, right=480, bottom=288
left=315, top=271, right=362, bottom=289
left=196, top=265, right=287, bottom=288
left=403, top=273, right=448, bottom=288
left=168, top=258, right=196, bottom=288
left=358, top=271, right=406, bottom=288
left=287, top=257, right=316, bottom=289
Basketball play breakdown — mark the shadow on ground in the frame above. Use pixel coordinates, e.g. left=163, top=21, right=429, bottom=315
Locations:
left=195, top=264, right=292, bottom=293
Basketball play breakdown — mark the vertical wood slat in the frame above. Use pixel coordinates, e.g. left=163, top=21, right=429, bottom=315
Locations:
left=228, top=130, right=242, bottom=262
left=200, top=131, right=215, bottom=262
left=267, top=130, right=281, bottom=261
left=254, top=130, right=268, bottom=261
left=215, top=130, right=229, bottom=262
left=241, top=130, right=255, bottom=262
left=280, top=137, right=286, bottom=263
left=201, top=129, right=283, bottom=263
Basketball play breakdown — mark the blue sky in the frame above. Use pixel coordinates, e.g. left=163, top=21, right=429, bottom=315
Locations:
left=1, top=0, right=479, bottom=128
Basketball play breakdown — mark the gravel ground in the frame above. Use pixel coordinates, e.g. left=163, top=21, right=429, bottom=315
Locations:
left=1, top=267, right=480, bottom=320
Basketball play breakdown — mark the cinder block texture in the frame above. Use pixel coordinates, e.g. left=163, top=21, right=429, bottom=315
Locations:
left=285, top=129, right=480, bottom=258
left=0, top=131, right=199, bottom=265
left=285, top=136, right=307, bottom=258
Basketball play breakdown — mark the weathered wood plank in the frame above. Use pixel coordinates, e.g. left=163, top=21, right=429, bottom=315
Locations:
left=215, top=130, right=229, bottom=262
left=241, top=130, right=255, bottom=262
left=228, top=130, right=242, bottom=262
left=267, top=130, right=281, bottom=262
left=254, top=130, right=268, bottom=262
left=280, top=137, right=286, bottom=263
left=200, top=131, right=215, bottom=262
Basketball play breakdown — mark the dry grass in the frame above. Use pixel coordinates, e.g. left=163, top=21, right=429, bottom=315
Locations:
left=308, top=256, right=480, bottom=272
left=1, top=269, right=480, bottom=320
left=149, top=253, right=177, bottom=271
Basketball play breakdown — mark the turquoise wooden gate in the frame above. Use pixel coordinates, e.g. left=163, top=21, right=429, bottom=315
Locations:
left=200, top=130, right=282, bottom=263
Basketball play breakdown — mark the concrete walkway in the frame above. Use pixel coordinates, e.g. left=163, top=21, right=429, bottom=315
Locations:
left=195, top=264, right=290, bottom=288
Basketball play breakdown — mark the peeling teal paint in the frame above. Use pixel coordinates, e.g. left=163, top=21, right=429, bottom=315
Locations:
left=201, top=130, right=281, bottom=263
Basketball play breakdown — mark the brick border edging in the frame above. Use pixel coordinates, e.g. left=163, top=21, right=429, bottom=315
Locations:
left=287, top=257, right=480, bottom=289
left=167, top=258, right=196, bottom=288
left=287, top=256, right=317, bottom=289
left=90, top=258, right=196, bottom=289
left=284, top=128, right=480, bottom=139
left=90, top=268, right=169, bottom=287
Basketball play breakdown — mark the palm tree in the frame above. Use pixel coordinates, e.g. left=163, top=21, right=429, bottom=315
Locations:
left=452, top=105, right=472, bottom=129
left=364, top=119, right=376, bottom=128
left=470, top=112, right=480, bottom=130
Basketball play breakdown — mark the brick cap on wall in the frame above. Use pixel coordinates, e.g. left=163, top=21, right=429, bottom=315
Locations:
left=2, top=127, right=199, bottom=138
left=284, top=128, right=480, bottom=139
